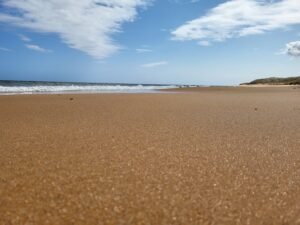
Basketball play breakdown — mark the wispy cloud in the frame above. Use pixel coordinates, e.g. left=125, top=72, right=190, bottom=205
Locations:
left=19, top=34, right=31, bottom=42
left=284, top=41, right=300, bottom=57
left=19, top=33, right=52, bottom=53
left=198, top=41, right=211, bottom=46
left=25, top=44, right=51, bottom=53
left=136, top=48, right=153, bottom=53
left=172, top=0, right=300, bottom=44
left=0, top=47, right=11, bottom=52
left=169, top=0, right=199, bottom=4
left=141, top=61, right=168, bottom=68
left=0, top=0, right=151, bottom=59
left=160, top=28, right=169, bottom=32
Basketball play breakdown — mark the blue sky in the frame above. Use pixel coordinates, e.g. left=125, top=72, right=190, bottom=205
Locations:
left=0, top=0, right=299, bottom=85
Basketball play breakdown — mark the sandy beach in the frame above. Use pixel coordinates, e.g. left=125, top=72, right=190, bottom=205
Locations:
left=0, top=86, right=300, bottom=225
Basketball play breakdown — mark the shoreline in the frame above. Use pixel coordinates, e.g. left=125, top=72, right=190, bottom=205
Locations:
left=0, top=89, right=170, bottom=96
left=240, top=84, right=300, bottom=87
left=1, top=84, right=299, bottom=96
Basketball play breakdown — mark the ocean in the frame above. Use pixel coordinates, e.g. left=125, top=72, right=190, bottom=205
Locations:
left=0, top=80, right=178, bottom=95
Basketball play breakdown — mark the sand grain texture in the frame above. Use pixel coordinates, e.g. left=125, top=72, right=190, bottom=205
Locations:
left=0, top=87, right=300, bottom=225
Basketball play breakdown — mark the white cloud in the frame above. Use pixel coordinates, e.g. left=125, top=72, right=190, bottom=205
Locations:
left=169, top=0, right=199, bottom=4
left=25, top=44, right=51, bottom=53
left=198, top=41, right=211, bottom=46
left=284, top=41, right=300, bottom=57
left=19, top=34, right=31, bottom=42
left=172, top=0, right=300, bottom=44
left=0, top=47, right=11, bottom=52
left=141, top=61, right=168, bottom=68
left=136, top=48, right=152, bottom=53
left=0, top=0, right=150, bottom=59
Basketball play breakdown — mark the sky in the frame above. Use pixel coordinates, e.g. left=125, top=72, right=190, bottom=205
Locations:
left=0, top=0, right=299, bottom=85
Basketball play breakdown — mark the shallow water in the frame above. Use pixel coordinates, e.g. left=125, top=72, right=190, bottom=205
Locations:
left=0, top=80, right=178, bottom=95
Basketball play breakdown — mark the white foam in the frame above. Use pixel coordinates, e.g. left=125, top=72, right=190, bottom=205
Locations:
left=0, top=84, right=177, bottom=94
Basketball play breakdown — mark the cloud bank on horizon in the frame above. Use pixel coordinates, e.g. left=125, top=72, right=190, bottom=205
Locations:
left=0, top=0, right=150, bottom=59
left=172, top=0, right=300, bottom=46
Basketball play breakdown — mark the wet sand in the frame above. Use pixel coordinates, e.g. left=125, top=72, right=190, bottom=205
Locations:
left=0, top=86, right=300, bottom=225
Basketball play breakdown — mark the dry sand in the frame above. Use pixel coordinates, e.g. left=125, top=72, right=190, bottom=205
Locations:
left=0, top=86, right=300, bottom=225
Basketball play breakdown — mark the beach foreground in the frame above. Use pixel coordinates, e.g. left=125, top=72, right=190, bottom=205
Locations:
left=0, top=87, right=300, bottom=225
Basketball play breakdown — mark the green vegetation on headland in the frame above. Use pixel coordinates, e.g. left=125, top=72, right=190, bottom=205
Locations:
left=241, top=76, right=300, bottom=85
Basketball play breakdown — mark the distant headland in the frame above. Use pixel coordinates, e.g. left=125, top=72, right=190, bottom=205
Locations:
left=241, top=76, right=300, bottom=85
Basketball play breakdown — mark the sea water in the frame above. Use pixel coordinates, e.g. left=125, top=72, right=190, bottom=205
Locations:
left=0, top=80, right=178, bottom=95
